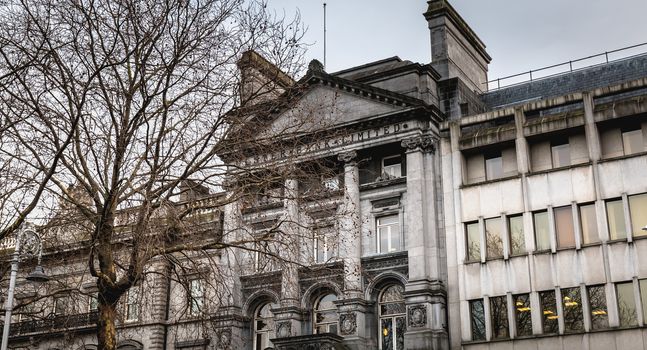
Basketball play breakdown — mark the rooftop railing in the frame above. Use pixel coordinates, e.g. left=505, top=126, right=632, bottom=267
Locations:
left=485, top=42, right=647, bottom=91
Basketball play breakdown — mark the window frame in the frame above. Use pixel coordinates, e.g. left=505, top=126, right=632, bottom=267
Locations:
left=465, top=221, right=481, bottom=262
left=606, top=198, right=627, bottom=241
left=485, top=217, right=504, bottom=259
left=378, top=284, right=406, bottom=350
left=313, top=293, right=338, bottom=335
left=484, top=151, right=504, bottom=181
left=554, top=205, right=576, bottom=249
left=561, top=287, right=584, bottom=333
left=578, top=203, right=599, bottom=245
left=615, top=281, right=638, bottom=327
left=125, top=287, right=140, bottom=322
left=381, top=155, right=403, bottom=180
left=621, top=126, right=644, bottom=155
left=550, top=139, right=571, bottom=168
left=513, top=293, right=532, bottom=337
left=533, top=210, right=551, bottom=251
left=253, top=302, right=277, bottom=350
left=489, top=295, right=510, bottom=339
left=469, top=299, right=486, bottom=341
left=539, top=290, right=558, bottom=334
left=507, top=214, right=525, bottom=255
left=313, top=225, right=337, bottom=263
left=587, top=285, right=608, bottom=330
left=376, top=214, right=402, bottom=254
left=188, top=278, right=205, bottom=317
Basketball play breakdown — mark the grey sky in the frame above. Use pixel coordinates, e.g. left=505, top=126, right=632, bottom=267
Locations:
left=267, top=0, right=647, bottom=82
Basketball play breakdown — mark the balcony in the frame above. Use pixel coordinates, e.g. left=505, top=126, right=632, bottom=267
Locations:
left=271, top=333, right=350, bottom=350
left=8, top=311, right=98, bottom=337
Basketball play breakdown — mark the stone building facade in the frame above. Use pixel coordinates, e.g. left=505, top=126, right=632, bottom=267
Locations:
left=3, top=1, right=647, bottom=350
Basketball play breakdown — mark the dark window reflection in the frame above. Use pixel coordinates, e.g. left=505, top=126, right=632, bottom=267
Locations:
left=587, top=285, right=608, bottom=330
left=490, top=296, right=509, bottom=339
left=561, top=287, right=583, bottom=332
left=539, top=290, right=558, bottom=334
left=514, top=294, right=532, bottom=336
left=470, top=299, right=485, bottom=341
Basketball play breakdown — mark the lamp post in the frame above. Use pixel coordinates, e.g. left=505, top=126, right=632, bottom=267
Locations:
left=1, top=224, right=49, bottom=350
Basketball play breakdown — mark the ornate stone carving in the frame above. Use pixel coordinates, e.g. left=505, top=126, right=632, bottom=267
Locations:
left=408, top=304, right=428, bottom=328
left=401, top=135, right=436, bottom=153
left=276, top=321, right=292, bottom=338
left=217, top=329, right=231, bottom=347
left=337, top=150, right=358, bottom=164
left=339, top=312, right=357, bottom=335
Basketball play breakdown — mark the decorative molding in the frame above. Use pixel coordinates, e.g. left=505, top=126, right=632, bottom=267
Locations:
left=216, top=329, right=231, bottom=348
left=408, top=304, right=427, bottom=328
left=337, top=150, right=358, bottom=164
left=339, top=312, right=357, bottom=335
left=276, top=321, right=292, bottom=338
left=401, top=135, right=436, bottom=153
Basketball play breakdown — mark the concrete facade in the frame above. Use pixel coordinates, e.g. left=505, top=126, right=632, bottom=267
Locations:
left=3, top=1, right=647, bottom=350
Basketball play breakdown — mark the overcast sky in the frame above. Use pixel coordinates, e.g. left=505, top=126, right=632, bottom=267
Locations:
left=267, top=0, right=647, bottom=82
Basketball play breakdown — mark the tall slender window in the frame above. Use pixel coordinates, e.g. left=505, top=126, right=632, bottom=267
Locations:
left=89, top=295, right=98, bottom=313
left=587, top=285, right=608, bottom=330
left=314, top=294, right=338, bottom=334
left=539, top=290, right=558, bottom=334
left=125, top=288, right=139, bottom=322
left=534, top=211, right=550, bottom=251
left=189, top=279, right=205, bottom=316
left=606, top=199, right=627, bottom=240
left=629, top=193, right=647, bottom=237
left=377, top=215, right=401, bottom=253
left=254, top=303, right=277, bottom=350
left=622, top=127, right=644, bottom=155
left=616, top=281, right=638, bottom=327
left=508, top=215, right=525, bottom=255
left=554, top=206, right=575, bottom=248
left=639, top=279, right=647, bottom=322
left=490, top=296, right=509, bottom=339
left=466, top=222, right=480, bottom=261
left=561, top=287, right=583, bottom=332
left=469, top=299, right=486, bottom=341
left=485, top=152, right=503, bottom=180
left=314, top=226, right=336, bottom=263
left=485, top=217, right=503, bottom=258
left=379, top=285, right=406, bottom=350
left=579, top=203, right=599, bottom=244
left=513, top=294, right=532, bottom=336
left=551, top=140, right=571, bottom=167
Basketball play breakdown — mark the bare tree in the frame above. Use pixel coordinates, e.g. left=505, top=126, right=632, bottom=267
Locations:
left=0, top=0, right=332, bottom=349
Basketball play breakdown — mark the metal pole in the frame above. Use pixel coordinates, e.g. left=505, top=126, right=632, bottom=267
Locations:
left=1, top=232, right=22, bottom=350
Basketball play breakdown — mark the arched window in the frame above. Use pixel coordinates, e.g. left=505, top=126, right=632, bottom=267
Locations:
left=254, top=303, right=277, bottom=350
left=313, top=293, right=338, bottom=334
left=379, top=285, right=406, bottom=350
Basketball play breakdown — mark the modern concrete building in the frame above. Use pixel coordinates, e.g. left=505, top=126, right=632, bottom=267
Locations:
left=3, top=1, right=647, bottom=350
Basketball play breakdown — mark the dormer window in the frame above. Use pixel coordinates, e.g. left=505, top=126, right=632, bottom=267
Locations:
left=381, top=156, right=402, bottom=180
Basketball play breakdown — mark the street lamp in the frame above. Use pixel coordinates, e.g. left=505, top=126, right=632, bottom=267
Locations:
left=1, top=224, right=49, bottom=350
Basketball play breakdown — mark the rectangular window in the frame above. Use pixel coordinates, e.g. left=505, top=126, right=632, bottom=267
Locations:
left=508, top=215, right=525, bottom=255
left=640, top=279, right=647, bottom=322
left=606, top=199, right=626, bottom=240
left=622, top=128, right=644, bottom=155
left=254, top=234, right=276, bottom=273
left=534, top=211, right=550, bottom=251
left=377, top=215, right=401, bottom=253
left=551, top=141, right=571, bottom=168
left=89, top=295, right=98, bottom=312
left=539, top=290, right=558, bottom=334
left=469, top=299, right=486, bottom=341
left=616, top=281, right=638, bottom=327
left=490, top=296, right=509, bottom=339
left=629, top=193, right=647, bottom=238
left=189, top=279, right=205, bottom=316
left=382, top=156, right=402, bottom=179
left=126, top=288, right=139, bottom=321
left=485, top=217, right=503, bottom=258
left=314, top=226, right=336, bottom=263
left=54, top=296, right=70, bottom=316
left=587, top=285, right=608, bottom=330
left=554, top=206, right=575, bottom=248
left=513, top=294, right=532, bottom=337
left=561, top=287, right=583, bottom=332
left=321, top=176, right=340, bottom=191
left=465, top=222, right=480, bottom=261
left=485, top=152, right=503, bottom=180
left=579, top=203, right=599, bottom=244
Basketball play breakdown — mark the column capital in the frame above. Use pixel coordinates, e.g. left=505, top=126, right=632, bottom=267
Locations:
left=337, top=150, right=358, bottom=164
left=401, top=135, right=436, bottom=153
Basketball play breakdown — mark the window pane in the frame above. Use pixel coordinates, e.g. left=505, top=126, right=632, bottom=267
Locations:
left=395, top=316, right=406, bottom=350
left=485, top=217, right=503, bottom=258
left=629, top=193, right=647, bottom=237
left=579, top=204, right=599, bottom=244
left=640, top=280, right=647, bottom=322
left=508, top=215, right=525, bottom=255
left=616, top=282, right=638, bottom=327
left=539, top=290, right=558, bottom=334
left=490, top=296, right=509, bottom=339
left=606, top=200, right=627, bottom=240
left=485, top=156, right=503, bottom=180
left=390, top=224, right=401, bottom=252
left=587, top=285, right=608, bottom=330
left=383, top=156, right=402, bottom=178
left=514, top=294, right=532, bottom=337
left=381, top=318, right=394, bottom=350
left=534, top=211, right=550, bottom=250
left=552, top=143, right=571, bottom=168
left=561, top=287, right=583, bottom=332
left=377, top=215, right=400, bottom=253
left=466, top=222, right=480, bottom=261
left=622, top=129, right=644, bottom=155
left=555, top=206, right=575, bottom=248
left=469, top=300, right=486, bottom=341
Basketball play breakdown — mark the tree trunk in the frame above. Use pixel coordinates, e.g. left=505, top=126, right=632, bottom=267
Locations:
left=97, top=297, right=118, bottom=350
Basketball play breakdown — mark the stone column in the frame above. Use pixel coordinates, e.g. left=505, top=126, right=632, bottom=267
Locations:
left=401, top=135, right=449, bottom=350
left=273, top=177, right=304, bottom=339
left=336, top=150, right=368, bottom=350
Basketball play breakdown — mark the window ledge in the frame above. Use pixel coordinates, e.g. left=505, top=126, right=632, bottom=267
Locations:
left=606, top=238, right=629, bottom=245
left=532, top=249, right=552, bottom=255
left=599, top=150, right=647, bottom=163
left=359, top=176, right=406, bottom=191
left=527, top=160, right=592, bottom=176
left=461, top=174, right=521, bottom=188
